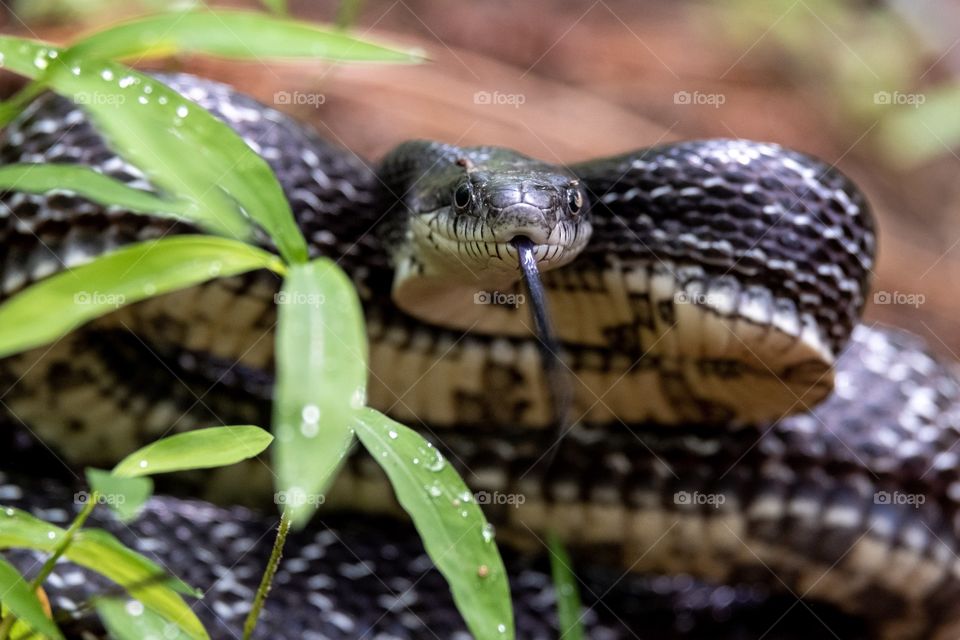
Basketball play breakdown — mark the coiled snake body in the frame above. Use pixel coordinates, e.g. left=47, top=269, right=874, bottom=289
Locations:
left=0, top=73, right=957, bottom=639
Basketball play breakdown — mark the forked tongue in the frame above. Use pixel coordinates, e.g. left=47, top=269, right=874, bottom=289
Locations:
left=512, top=237, right=572, bottom=470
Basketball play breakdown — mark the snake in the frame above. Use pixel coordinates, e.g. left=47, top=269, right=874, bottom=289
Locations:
left=0, top=72, right=956, bottom=639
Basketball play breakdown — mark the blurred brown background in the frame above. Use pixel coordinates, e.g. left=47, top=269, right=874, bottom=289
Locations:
left=4, top=0, right=960, bottom=357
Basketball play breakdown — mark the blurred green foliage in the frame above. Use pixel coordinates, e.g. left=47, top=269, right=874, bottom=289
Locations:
left=705, top=0, right=959, bottom=166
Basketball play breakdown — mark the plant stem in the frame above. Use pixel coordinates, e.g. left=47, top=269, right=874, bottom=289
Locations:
left=242, top=510, right=291, bottom=640
left=0, top=492, right=99, bottom=640
left=30, top=492, right=98, bottom=592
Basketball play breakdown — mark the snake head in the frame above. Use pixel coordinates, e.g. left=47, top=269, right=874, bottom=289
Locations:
left=378, top=142, right=592, bottom=329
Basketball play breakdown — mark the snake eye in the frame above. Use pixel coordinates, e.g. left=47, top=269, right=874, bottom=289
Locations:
left=453, top=183, right=473, bottom=210
left=567, top=188, right=583, bottom=214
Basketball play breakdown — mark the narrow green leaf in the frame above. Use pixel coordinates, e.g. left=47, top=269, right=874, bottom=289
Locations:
left=0, top=164, right=192, bottom=222
left=85, top=469, right=154, bottom=522
left=112, top=426, right=273, bottom=478
left=273, top=259, right=367, bottom=528
left=0, top=508, right=204, bottom=639
left=96, top=598, right=194, bottom=640
left=66, top=10, right=421, bottom=63
left=0, top=36, right=309, bottom=262
left=548, top=532, right=584, bottom=640
left=0, top=235, right=284, bottom=359
left=0, top=557, right=63, bottom=640
left=353, top=409, right=514, bottom=640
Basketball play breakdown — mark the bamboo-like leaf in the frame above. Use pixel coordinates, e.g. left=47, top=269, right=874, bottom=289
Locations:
left=273, top=259, right=367, bottom=528
left=0, top=557, right=63, bottom=640
left=96, top=598, right=194, bottom=640
left=353, top=409, right=514, bottom=640
left=0, top=236, right=284, bottom=359
left=85, top=470, right=153, bottom=522
left=548, top=532, right=584, bottom=640
left=65, top=10, right=421, bottom=63
left=0, top=508, right=204, bottom=639
left=0, top=36, right=309, bottom=262
left=112, top=426, right=273, bottom=478
left=0, top=164, right=192, bottom=222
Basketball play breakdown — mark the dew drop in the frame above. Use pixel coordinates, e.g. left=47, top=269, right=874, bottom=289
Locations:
left=426, top=451, right=445, bottom=472
left=458, top=490, right=472, bottom=503
left=388, top=430, right=398, bottom=440
left=460, top=509, right=469, bottom=518
left=143, top=283, right=157, bottom=296
left=33, top=55, right=48, bottom=70
left=138, top=96, right=149, bottom=105
left=4, top=508, right=13, bottom=516
left=119, top=75, right=137, bottom=89
left=300, top=421, right=319, bottom=438
left=208, top=261, right=222, bottom=276
left=139, top=460, right=149, bottom=469
left=101, top=69, right=114, bottom=81
left=427, top=483, right=443, bottom=498
left=176, top=105, right=189, bottom=118
left=498, top=624, right=507, bottom=634
left=125, top=600, right=144, bottom=616
left=301, top=404, right=320, bottom=424
left=47, top=531, right=56, bottom=539
left=411, top=457, right=420, bottom=465
left=481, top=524, right=495, bottom=543
left=158, top=96, right=168, bottom=105
left=144, top=85, right=153, bottom=94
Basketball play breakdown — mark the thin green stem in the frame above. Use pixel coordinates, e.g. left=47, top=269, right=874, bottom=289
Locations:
left=242, top=510, right=291, bottom=640
left=31, top=491, right=98, bottom=591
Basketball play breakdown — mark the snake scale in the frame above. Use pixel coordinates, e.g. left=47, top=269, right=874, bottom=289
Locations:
left=0, top=73, right=956, bottom=639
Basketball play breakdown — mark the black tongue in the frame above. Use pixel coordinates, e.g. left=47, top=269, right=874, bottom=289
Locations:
left=512, top=237, right=572, bottom=470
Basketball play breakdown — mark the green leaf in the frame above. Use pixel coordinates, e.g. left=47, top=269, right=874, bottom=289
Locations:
left=85, top=469, right=153, bottom=522
left=273, top=259, right=367, bottom=528
left=0, top=235, right=284, bottom=358
left=548, top=532, right=584, bottom=640
left=0, top=508, right=205, bottom=639
left=112, top=426, right=273, bottom=478
left=96, top=598, right=194, bottom=640
left=0, top=164, right=193, bottom=222
left=353, top=409, right=514, bottom=640
left=66, top=10, right=421, bottom=63
left=0, top=557, right=63, bottom=640
left=0, top=36, right=309, bottom=262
